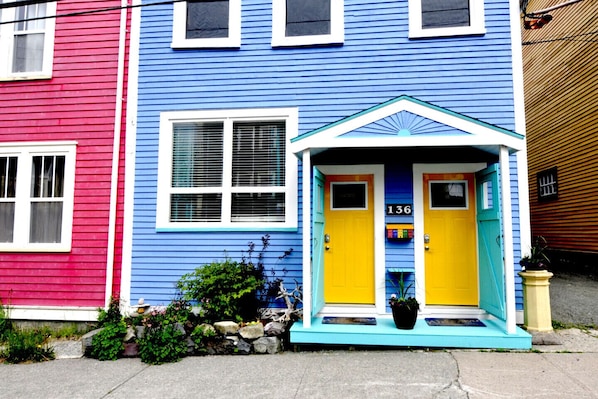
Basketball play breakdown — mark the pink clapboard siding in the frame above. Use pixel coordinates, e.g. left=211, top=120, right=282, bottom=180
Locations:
left=0, top=1, right=128, bottom=308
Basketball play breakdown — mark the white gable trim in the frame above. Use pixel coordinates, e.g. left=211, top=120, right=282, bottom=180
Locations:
left=290, top=96, right=524, bottom=154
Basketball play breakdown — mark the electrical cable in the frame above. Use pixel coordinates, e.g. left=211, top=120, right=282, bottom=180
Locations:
left=523, top=29, right=598, bottom=45
left=0, top=0, right=186, bottom=25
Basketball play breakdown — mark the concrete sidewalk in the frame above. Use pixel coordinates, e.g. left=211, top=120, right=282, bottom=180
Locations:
left=2, top=349, right=598, bottom=398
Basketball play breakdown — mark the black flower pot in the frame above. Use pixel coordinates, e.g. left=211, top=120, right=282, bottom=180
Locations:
left=391, top=304, right=418, bottom=330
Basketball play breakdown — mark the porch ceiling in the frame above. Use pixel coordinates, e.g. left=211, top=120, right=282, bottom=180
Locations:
left=290, top=95, right=525, bottom=156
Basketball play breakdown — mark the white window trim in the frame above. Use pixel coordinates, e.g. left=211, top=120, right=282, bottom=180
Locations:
left=0, top=141, right=76, bottom=252
left=408, top=0, right=485, bottom=39
left=272, top=0, right=344, bottom=47
left=157, top=108, right=298, bottom=231
left=172, top=0, right=241, bottom=49
left=0, top=1, right=56, bottom=81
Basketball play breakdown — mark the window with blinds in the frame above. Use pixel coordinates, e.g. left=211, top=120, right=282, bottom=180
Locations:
left=167, top=119, right=286, bottom=224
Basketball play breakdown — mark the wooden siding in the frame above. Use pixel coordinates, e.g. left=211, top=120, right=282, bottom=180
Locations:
left=0, top=1, right=127, bottom=308
left=522, top=0, right=598, bottom=253
left=133, top=0, right=525, bottom=307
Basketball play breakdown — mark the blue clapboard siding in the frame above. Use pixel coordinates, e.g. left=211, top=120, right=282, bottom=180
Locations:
left=132, top=0, right=523, bottom=307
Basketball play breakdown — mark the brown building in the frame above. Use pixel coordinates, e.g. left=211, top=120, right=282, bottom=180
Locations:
left=522, top=0, right=598, bottom=273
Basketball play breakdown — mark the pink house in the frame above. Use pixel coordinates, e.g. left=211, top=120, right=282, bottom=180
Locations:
left=0, top=0, right=130, bottom=321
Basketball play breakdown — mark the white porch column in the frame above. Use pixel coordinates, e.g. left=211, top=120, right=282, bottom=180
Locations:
left=500, top=145, right=517, bottom=334
left=301, top=150, right=312, bottom=328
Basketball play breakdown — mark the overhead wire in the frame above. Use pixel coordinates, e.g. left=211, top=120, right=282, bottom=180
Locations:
left=0, top=0, right=186, bottom=25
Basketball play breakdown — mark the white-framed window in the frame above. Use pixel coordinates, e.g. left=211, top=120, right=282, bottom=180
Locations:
left=157, top=108, right=298, bottom=230
left=408, top=0, right=485, bottom=39
left=0, top=142, right=76, bottom=252
left=172, top=0, right=241, bottom=49
left=272, top=0, right=344, bottom=47
left=0, top=0, right=56, bottom=80
left=537, top=167, right=558, bottom=201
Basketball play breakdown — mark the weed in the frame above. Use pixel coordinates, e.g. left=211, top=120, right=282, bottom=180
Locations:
left=4, top=329, right=55, bottom=363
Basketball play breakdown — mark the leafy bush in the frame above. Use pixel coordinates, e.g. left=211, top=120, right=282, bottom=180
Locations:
left=177, top=258, right=265, bottom=323
left=137, top=302, right=189, bottom=365
left=4, top=329, right=55, bottom=363
left=90, top=297, right=127, bottom=361
left=190, top=323, right=217, bottom=354
left=97, top=297, right=123, bottom=328
left=177, top=235, right=292, bottom=323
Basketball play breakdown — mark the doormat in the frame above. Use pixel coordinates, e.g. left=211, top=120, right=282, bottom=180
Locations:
left=322, top=317, right=377, bottom=326
left=425, top=318, right=486, bottom=327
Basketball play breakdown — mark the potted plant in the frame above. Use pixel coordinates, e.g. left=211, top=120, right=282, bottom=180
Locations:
left=389, top=273, right=419, bottom=330
left=519, top=236, right=550, bottom=271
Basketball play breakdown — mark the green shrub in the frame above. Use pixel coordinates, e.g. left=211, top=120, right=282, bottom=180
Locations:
left=4, top=329, right=55, bottom=363
left=137, top=303, right=189, bottom=365
left=177, top=258, right=265, bottom=323
left=90, top=321, right=127, bottom=361
left=90, top=297, right=126, bottom=361
left=97, top=297, right=123, bottom=328
left=190, top=324, right=217, bottom=354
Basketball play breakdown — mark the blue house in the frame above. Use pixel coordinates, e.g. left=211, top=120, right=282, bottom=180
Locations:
left=123, top=0, right=532, bottom=349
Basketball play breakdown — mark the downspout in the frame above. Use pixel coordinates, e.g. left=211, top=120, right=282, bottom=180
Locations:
left=105, top=0, right=129, bottom=308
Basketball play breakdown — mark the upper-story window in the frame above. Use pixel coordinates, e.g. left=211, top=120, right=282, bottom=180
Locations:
left=172, top=0, right=241, bottom=48
left=272, top=0, right=344, bottom=47
left=0, top=0, right=56, bottom=80
left=0, top=142, right=76, bottom=252
left=157, top=108, right=298, bottom=230
left=408, top=0, right=485, bottom=38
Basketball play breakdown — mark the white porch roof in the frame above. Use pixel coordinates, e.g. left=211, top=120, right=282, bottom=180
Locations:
left=290, top=95, right=525, bottom=155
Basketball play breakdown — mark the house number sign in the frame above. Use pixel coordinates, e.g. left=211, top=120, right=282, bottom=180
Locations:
left=386, top=203, right=412, bottom=215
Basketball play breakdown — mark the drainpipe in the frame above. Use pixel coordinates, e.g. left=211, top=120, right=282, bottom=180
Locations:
left=105, top=0, right=129, bottom=308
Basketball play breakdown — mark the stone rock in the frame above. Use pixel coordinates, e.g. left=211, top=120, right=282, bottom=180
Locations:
left=239, top=323, right=264, bottom=340
left=124, top=326, right=136, bottom=343
left=206, top=337, right=235, bottom=355
left=136, top=325, right=145, bottom=340
left=264, top=321, right=286, bottom=336
left=81, top=328, right=103, bottom=356
left=253, top=336, right=281, bottom=354
left=235, top=338, right=252, bottom=355
left=214, top=321, right=239, bottom=335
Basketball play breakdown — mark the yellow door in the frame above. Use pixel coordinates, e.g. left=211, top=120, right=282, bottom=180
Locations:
left=423, top=173, right=478, bottom=305
left=324, top=174, right=375, bottom=304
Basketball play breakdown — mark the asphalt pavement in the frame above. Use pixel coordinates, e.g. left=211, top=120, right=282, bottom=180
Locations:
left=1, top=271, right=597, bottom=399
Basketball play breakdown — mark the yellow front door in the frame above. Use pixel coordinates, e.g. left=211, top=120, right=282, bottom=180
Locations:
left=423, top=173, right=478, bottom=305
left=324, top=174, right=375, bottom=304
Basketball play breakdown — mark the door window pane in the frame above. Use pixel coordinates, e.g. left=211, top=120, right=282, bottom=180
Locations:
left=430, top=181, right=467, bottom=208
left=331, top=182, right=367, bottom=209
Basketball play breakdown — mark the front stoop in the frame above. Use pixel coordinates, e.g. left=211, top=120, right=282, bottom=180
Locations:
left=290, top=317, right=531, bottom=350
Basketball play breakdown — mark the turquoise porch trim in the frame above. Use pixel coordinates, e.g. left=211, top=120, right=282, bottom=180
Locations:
left=291, top=317, right=531, bottom=350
